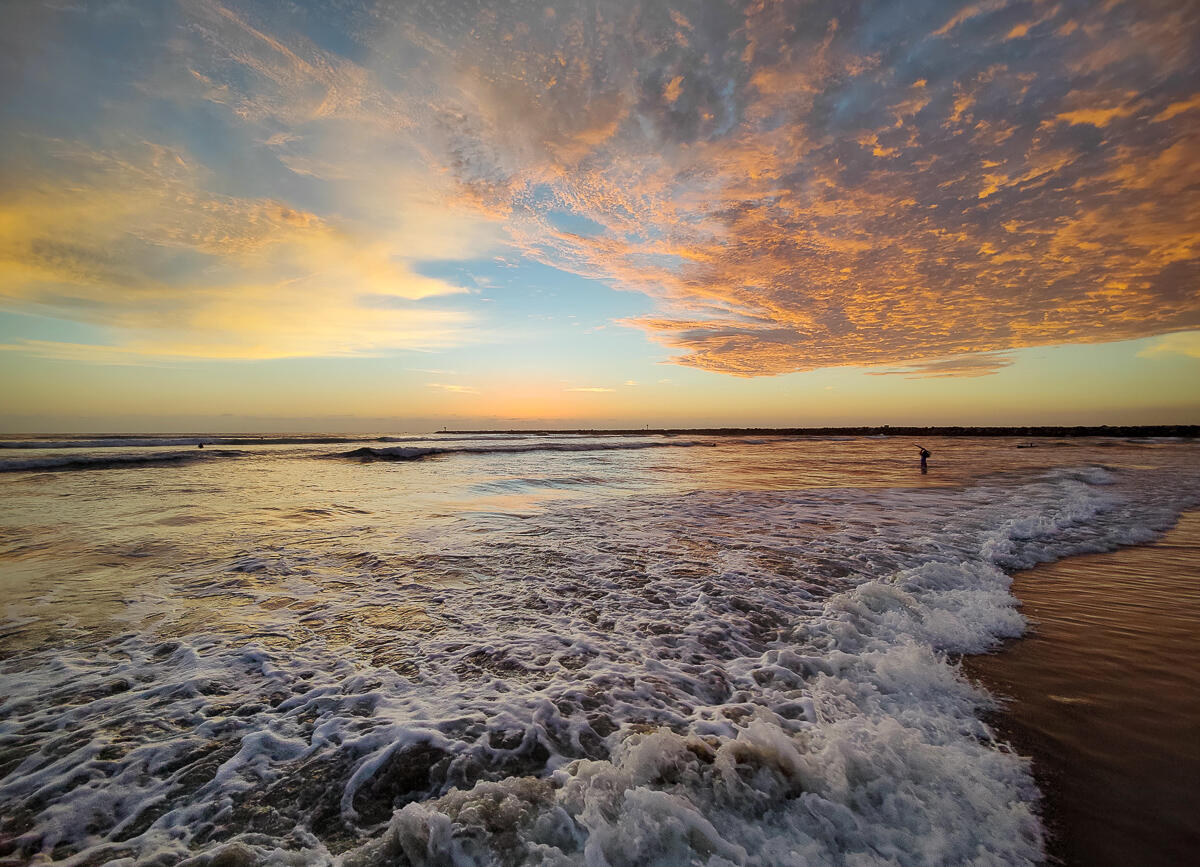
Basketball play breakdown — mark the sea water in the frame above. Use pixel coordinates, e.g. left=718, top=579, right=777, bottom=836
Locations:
left=0, top=433, right=1197, bottom=865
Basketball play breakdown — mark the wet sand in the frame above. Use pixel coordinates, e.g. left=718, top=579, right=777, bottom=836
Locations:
left=964, top=512, right=1200, bottom=866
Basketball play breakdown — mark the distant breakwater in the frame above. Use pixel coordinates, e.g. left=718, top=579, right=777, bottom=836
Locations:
left=443, top=425, right=1199, bottom=438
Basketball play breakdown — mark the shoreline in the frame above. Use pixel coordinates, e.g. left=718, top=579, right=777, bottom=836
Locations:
left=963, top=511, right=1200, bottom=866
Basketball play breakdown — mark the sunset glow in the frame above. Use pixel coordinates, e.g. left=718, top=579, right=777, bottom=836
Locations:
left=2, top=0, right=1197, bottom=429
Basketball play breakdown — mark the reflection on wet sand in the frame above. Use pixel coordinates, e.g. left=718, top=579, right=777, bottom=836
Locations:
left=965, top=512, right=1200, bottom=866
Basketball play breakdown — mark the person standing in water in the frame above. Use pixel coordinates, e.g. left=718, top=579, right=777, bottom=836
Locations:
left=915, top=444, right=931, bottom=473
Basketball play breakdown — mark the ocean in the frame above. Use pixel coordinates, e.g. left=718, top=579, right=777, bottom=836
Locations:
left=1, top=433, right=1197, bottom=865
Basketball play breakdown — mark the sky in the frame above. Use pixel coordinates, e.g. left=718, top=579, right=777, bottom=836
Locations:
left=1, top=0, right=1198, bottom=432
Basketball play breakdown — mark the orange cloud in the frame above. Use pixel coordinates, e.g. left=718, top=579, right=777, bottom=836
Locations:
left=417, top=0, right=1199, bottom=376
left=1154, top=93, right=1200, bottom=123
left=865, top=352, right=1015, bottom=378
left=932, top=1, right=1011, bottom=38
left=1053, top=102, right=1140, bottom=127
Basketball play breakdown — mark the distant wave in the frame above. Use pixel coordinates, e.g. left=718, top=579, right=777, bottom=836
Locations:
left=0, top=436, right=378, bottom=450
left=0, top=433, right=610, bottom=450
left=0, top=450, right=245, bottom=473
left=338, top=440, right=718, bottom=462
left=374, top=433, right=594, bottom=444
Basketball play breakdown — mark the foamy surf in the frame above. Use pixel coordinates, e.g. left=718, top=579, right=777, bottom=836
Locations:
left=0, top=438, right=1197, bottom=865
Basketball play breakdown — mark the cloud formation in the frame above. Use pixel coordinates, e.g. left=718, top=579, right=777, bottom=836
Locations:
left=866, top=352, right=1015, bottom=378
left=0, top=0, right=492, bottom=360
left=426, top=382, right=480, bottom=394
left=1, top=0, right=1197, bottom=374
left=1138, top=331, right=1200, bottom=360
left=0, top=140, right=474, bottom=359
left=401, top=0, right=1200, bottom=375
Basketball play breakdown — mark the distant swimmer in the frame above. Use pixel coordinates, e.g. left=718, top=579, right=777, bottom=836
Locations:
left=914, top=444, right=931, bottom=473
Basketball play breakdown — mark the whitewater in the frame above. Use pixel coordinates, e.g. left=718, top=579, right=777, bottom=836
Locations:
left=0, top=433, right=1196, bottom=865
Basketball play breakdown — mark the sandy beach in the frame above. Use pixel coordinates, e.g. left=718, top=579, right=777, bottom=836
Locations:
left=964, top=511, right=1200, bottom=865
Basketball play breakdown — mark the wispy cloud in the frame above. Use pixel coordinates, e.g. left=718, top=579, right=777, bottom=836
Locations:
left=426, top=382, right=480, bottom=394
left=865, top=352, right=1015, bottom=378
left=0, top=137, right=476, bottom=360
left=565, top=387, right=615, bottom=393
left=0, top=0, right=501, bottom=363
left=1137, top=331, right=1200, bottom=359
left=0, top=340, right=175, bottom=366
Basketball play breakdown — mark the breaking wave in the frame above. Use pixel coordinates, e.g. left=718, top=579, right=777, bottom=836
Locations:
left=338, top=440, right=719, bottom=462
left=0, top=450, right=246, bottom=473
left=0, top=437, right=375, bottom=450
left=0, top=433, right=619, bottom=451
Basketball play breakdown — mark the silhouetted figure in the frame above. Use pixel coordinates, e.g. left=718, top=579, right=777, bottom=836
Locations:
left=198, top=443, right=204, bottom=449
left=915, top=444, right=931, bottom=473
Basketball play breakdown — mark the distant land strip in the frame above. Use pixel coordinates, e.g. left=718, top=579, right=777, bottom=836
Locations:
left=444, top=426, right=1199, bottom=438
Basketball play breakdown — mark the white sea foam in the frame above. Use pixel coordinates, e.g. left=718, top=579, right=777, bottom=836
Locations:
left=1, top=445, right=1197, bottom=865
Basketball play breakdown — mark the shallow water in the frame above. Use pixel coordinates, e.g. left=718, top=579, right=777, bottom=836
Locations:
left=0, top=433, right=1197, bottom=865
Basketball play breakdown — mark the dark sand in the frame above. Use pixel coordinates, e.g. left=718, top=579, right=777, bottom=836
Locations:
left=964, top=512, right=1200, bottom=866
